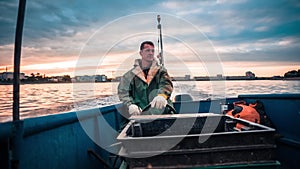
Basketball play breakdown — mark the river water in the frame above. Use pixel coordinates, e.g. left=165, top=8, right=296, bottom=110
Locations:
left=1, top=80, right=299, bottom=122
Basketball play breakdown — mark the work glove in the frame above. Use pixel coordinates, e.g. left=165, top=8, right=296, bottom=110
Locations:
left=128, top=104, right=142, bottom=116
left=150, top=95, right=167, bottom=109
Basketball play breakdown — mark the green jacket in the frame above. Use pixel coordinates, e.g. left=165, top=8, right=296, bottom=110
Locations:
left=118, top=59, right=173, bottom=110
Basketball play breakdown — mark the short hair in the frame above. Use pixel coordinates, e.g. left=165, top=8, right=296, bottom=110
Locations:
left=140, top=41, right=154, bottom=50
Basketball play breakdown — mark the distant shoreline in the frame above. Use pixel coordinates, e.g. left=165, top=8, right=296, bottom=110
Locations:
left=1, top=77, right=299, bottom=85
left=190, top=77, right=300, bottom=81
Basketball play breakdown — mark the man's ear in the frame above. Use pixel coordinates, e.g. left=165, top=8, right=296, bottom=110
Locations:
left=139, top=50, right=142, bottom=56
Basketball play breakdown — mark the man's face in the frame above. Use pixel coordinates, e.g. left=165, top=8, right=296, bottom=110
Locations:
left=140, top=44, right=154, bottom=63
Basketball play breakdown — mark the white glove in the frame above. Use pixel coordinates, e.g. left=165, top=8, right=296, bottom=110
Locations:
left=128, top=104, right=142, bottom=116
left=150, top=95, right=167, bottom=109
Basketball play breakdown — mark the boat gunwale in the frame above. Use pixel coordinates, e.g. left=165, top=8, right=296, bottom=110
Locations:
left=0, top=103, right=124, bottom=138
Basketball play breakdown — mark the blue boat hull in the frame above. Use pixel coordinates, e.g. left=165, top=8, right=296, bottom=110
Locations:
left=0, top=94, right=299, bottom=169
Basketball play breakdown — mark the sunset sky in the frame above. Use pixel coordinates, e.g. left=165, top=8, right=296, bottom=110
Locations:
left=1, top=0, right=299, bottom=78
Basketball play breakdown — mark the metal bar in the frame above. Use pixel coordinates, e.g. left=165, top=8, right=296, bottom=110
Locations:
left=11, top=1, right=27, bottom=168
left=10, top=121, right=24, bottom=169
left=13, top=0, right=27, bottom=121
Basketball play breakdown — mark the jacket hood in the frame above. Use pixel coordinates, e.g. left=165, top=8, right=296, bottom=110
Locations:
left=132, top=59, right=160, bottom=84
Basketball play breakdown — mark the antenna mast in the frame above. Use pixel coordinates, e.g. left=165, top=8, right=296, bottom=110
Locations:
left=157, top=15, right=164, bottom=66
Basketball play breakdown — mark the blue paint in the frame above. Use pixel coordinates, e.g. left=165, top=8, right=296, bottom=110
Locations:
left=0, top=94, right=299, bottom=169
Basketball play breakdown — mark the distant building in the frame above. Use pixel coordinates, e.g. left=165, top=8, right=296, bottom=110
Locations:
left=206, top=74, right=225, bottom=80
left=0, top=72, right=26, bottom=81
left=49, top=75, right=71, bottom=82
left=172, top=75, right=191, bottom=81
left=185, top=75, right=191, bottom=81
left=95, top=75, right=107, bottom=82
left=73, top=74, right=108, bottom=82
left=73, top=75, right=94, bottom=82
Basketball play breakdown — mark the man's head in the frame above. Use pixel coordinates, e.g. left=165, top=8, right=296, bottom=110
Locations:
left=140, top=41, right=155, bottom=64
left=140, top=41, right=154, bottom=51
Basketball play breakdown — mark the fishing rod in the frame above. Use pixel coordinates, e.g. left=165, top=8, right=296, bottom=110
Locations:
left=157, top=15, right=164, bottom=66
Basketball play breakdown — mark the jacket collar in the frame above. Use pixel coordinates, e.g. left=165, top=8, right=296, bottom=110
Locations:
left=132, top=59, right=160, bottom=84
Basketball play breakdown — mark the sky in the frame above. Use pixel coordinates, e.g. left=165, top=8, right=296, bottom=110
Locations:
left=0, top=0, right=300, bottom=78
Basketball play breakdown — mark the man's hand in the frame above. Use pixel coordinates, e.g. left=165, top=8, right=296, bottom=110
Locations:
left=128, top=104, right=142, bottom=116
left=151, top=95, right=167, bottom=109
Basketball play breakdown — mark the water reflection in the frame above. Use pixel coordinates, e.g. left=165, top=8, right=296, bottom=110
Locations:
left=0, top=80, right=299, bottom=122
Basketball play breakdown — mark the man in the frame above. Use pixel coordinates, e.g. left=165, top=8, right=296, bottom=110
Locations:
left=118, top=41, right=173, bottom=116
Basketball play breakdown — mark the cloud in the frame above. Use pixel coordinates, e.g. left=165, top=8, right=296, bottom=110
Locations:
left=216, top=36, right=300, bottom=63
left=0, top=0, right=299, bottom=76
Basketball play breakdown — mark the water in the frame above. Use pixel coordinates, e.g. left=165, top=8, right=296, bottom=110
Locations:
left=1, top=80, right=299, bottom=122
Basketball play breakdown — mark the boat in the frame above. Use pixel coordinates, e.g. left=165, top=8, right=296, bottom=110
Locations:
left=1, top=93, right=300, bottom=169
left=1, top=2, right=299, bottom=169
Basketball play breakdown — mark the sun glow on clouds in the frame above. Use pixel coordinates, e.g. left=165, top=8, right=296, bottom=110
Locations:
left=21, top=61, right=76, bottom=75
left=1, top=1, right=299, bottom=78
left=43, top=51, right=138, bottom=77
